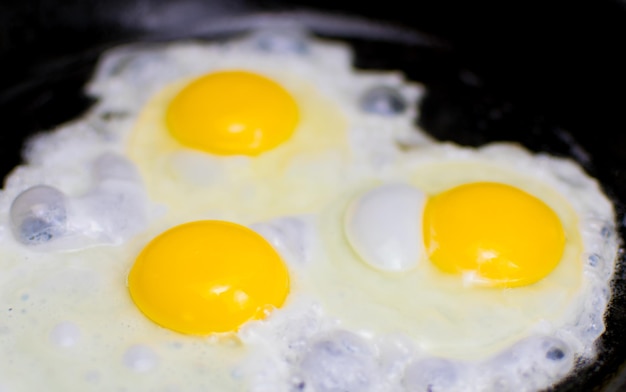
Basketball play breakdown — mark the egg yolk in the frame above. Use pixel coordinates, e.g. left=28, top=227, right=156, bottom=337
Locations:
left=423, top=182, right=566, bottom=287
left=128, top=220, right=290, bottom=335
left=166, top=70, right=299, bottom=156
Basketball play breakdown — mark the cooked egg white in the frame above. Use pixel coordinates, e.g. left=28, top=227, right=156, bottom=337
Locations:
left=315, top=149, right=584, bottom=360
left=0, top=29, right=619, bottom=392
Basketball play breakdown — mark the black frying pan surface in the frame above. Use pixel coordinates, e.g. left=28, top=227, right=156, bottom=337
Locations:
left=1, top=0, right=626, bottom=390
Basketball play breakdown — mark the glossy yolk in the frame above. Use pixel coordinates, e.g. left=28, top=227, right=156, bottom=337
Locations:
left=128, top=220, right=290, bottom=334
left=166, top=70, right=299, bottom=156
left=423, top=182, right=566, bottom=288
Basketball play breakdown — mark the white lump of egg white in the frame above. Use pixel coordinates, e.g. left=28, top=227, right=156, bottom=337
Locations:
left=344, top=183, right=426, bottom=271
left=0, top=28, right=619, bottom=392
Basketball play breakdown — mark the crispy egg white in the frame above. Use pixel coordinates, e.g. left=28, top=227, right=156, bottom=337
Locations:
left=0, top=29, right=619, bottom=392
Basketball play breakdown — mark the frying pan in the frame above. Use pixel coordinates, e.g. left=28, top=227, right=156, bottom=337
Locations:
left=1, top=0, right=626, bottom=390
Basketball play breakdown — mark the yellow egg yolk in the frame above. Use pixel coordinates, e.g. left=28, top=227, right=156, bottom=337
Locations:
left=423, top=182, right=566, bottom=287
left=166, top=70, right=299, bottom=156
left=128, top=220, right=290, bottom=334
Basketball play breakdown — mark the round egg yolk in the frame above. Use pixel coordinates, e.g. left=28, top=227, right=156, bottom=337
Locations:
left=423, top=182, right=566, bottom=288
left=166, top=70, right=299, bottom=156
left=128, top=220, right=290, bottom=335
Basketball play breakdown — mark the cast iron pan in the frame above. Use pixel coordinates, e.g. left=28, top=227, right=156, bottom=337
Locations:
left=1, top=0, right=626, bottom=390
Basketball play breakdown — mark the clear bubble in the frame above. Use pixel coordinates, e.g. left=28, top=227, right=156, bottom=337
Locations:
left=50, top=321, right=81, bottom=347
left=403, top=358, right=459, bottom=392
left=601, top=224, right=613, bottom=239
left=588, top=253, right=600, bottom=267
left=10, top=185, right=68, bottom=245
left=299, top=330, right=377, bottom=392
left=123, top=344, right=159, bottom=372
left=252, top=29, right=309, bottom=54
left=359, top=86, right=407, bottom=116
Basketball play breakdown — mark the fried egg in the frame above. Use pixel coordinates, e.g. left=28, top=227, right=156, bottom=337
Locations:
left=0, top=28, right=619, bottom=392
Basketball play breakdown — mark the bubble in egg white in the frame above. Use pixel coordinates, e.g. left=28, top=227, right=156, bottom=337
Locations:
left=403, top=358, right=460, bottom=392
left=123, top=344, right=159, bottom=372
left=376, top=333, right=415, bottom=384
left=250, top=215, right=317, bottom=267
left=251, top=28, right=310, bottom=54
left=50, top=321, right=81, bottom=347
left=359, top=86, right=407, bottom=116
left=298, top=330, right=379, bottom=392
left=10, top=185, right=68, bottom=245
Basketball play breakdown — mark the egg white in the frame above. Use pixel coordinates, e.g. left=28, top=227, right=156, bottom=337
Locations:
left=0, top=29, right=619, bottom=392
left=313, top=146, right=585, bottom=360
